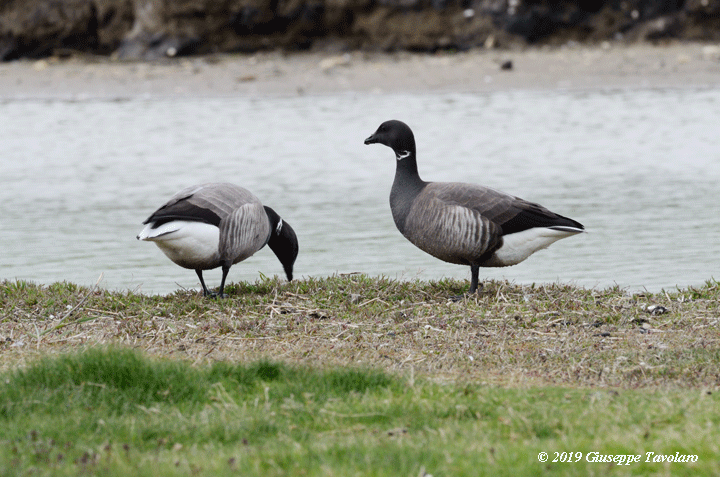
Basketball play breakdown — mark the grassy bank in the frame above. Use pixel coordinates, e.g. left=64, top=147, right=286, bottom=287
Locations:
left=1, top=277, right=719, bottom=475
left=2, top=276, right=719, bottom=387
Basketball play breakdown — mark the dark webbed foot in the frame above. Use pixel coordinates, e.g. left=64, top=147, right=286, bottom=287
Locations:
left=207, top=291, right=229, bottom=299
left=196, top=268, right=229, bottom=299
left=209, top=264, right=231, bottom=300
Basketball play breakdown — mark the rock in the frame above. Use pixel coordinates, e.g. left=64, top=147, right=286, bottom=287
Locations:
left=0, top=35, right=19, bottom=61
left=701, top=44, right=720, bottom=59
left=684, top=0, right=720, bottom=15
left=0, top=0, right=131, bottom=60
left=645, top=304, right=668, bottom=315
left=3, top=0, right=720, bottom=60
left=33, top=59, right=49, bottom=71
left=633, top=14, right=684, bottom=41
left=115, top=33, right=201, bottom=61
left=318, top=53, right=351, bottom=70
left=505, top=4, right=587, bottom=43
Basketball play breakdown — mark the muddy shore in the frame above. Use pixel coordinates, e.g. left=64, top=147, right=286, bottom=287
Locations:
left=2, top=42, right=720, bottom=99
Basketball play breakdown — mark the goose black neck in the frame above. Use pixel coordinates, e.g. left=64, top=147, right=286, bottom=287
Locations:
left=263, top=206, right=281, bottom=233
left=393, top=148, right=426, bottom=194
left=390, top=148, right=427, bottom=235
left=263, top=206, right=299, bottom=281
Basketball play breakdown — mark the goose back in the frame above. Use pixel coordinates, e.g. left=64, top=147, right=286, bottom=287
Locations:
left=142, top=183, right=270, bottom=267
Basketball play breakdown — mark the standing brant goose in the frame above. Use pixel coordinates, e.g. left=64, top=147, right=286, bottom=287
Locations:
left=137, top=183, right=298, bottom=297
left=364, top=120, right=584, bottom=295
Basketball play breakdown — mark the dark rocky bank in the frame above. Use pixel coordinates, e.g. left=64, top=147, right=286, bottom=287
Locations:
left=1, top=0, right=720, bottom=61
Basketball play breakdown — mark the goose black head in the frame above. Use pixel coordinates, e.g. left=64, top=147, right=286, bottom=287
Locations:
left=264, top=206, right=299, bottom=281
left=364, top=120, right=416, bottom=158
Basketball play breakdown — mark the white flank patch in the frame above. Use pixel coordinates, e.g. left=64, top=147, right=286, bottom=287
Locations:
left=491, top=227, right=583, bottom=266
left=137, top=220, right=220, bottom=268
left=276, top=218, right=283, bottom=234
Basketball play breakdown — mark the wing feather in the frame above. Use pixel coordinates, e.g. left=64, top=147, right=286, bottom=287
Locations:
left=403, top=182, right=583, bottom=265
left=219, top=202, right=270, bottom=264
left=428, top=182, right=584, bottom=234
left=143, top=183, right=261, bottom=228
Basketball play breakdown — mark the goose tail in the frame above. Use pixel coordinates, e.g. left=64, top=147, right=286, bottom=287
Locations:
left=137, top=221, right=181, bottom=241
left=548, top=225, right=586, bottom=235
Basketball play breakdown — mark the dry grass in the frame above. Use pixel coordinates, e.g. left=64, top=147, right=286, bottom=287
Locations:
left=1, top=276, right=719, bottom=389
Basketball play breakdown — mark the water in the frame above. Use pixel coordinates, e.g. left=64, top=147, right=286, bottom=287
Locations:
left=2, top=88, right=719, bottom=294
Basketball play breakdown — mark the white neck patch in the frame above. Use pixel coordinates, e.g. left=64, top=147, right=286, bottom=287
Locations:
left=276, top=218, right=283, bottom=234
left=396, top=150, right=411, bottom=161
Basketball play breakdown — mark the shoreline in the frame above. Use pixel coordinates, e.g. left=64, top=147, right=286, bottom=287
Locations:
left=2, top=42, right=720, bottom=99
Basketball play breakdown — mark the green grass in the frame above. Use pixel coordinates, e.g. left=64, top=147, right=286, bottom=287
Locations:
left=0, top=348, right=719, bottom=476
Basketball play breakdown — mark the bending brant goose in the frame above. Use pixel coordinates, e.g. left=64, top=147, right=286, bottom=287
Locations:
left=364, top=120, right=584, bottom=295
left=137, top=183, right=298, bottom=297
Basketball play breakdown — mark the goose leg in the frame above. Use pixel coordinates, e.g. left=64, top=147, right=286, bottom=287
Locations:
left=451, top=264, right=482, bottom=301
left=216, top=262, right=231, bottom=299
left=468, top=264, right=480, bottom=294
left=196, top=269, right=213, bottom=297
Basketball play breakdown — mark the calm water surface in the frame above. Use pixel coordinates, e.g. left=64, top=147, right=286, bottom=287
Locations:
left=2, top=88, right=719, bottom=294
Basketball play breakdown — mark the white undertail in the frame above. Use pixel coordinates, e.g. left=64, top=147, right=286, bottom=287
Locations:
left=138, top=220, right=220, bottom=269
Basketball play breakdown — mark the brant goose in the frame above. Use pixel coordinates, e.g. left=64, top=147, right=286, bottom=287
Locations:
left=364, top=120, right=584, bottom=295
left=137, top=183, right=298, bottom=297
